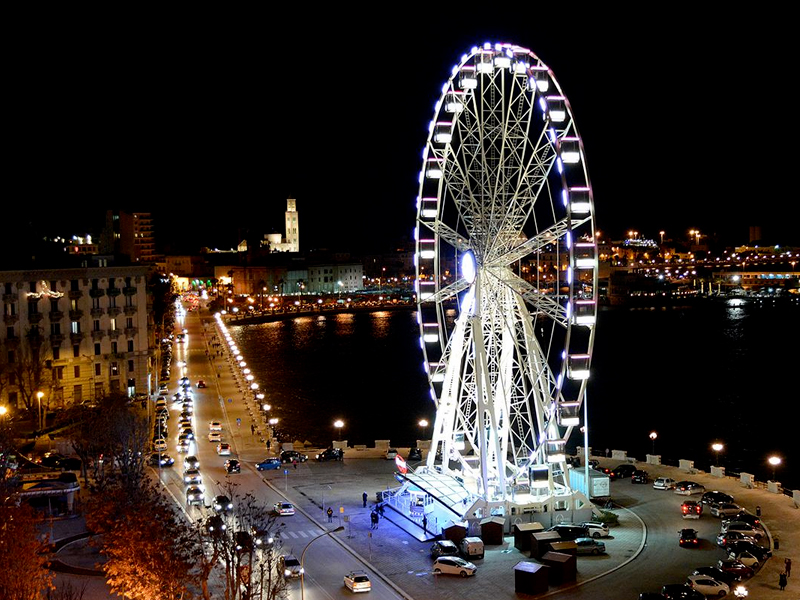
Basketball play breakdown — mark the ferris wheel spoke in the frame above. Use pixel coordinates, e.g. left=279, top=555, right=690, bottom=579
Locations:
left=498, top=273, right=569, bottom=327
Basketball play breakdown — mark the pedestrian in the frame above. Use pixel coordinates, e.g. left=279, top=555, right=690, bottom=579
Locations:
left=250, top=423, right=255, bottom=435
left=327, top=507, right=333, bottom=522
left=293, top=459, right=298, bottom=469
left=756, top=505, right=761, bottom=517
left=378, top=504, right=385, bottom=517
left=779, top=571, right=787, bottom=591
left=371, top=511, right=378, bottom=529
left=362, top=491, right=368, bottom=508
left=422, top=515, right=427, bottom=533
left=786, top=557, right=792, bottom=577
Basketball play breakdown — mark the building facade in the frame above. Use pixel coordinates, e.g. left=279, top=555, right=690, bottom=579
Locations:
left=1, top=266, right=152, bottom=411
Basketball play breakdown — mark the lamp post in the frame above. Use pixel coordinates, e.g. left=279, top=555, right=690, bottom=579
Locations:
left=712, top=442, right=724, bottom=466
left=768, top=455, right=782, bottom=481
left=36, top=391, right=44, bottom=434
left=418, top=419, right=429, bottom=442
left=300, top=526, right=344, bottom=600
left=334, top=419, right=344, bottom=441
left=649, top=431, right=657, bottom=455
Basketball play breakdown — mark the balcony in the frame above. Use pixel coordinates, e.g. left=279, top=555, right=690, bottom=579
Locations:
left=124, top=305, right=137, bottom=316
left=69, top=310, right=84, bottom=321
left=91, top=330, right=105, bottom=342
left=107, top=288, right=121, bottom=297
left=2, top=293, right=15, bottom=303
left=28, top=313, right=44, bottom=324
left=3, top=313, right=19, bottom=325
left=50, top=333, right=65, bottom=346
left=124, top=327, right=137, bottom=337
left=108, top=329, right=121, bottom=339
left=123, top=287, right=137, bottom=296
left=70, top=332, right=85, bottom=344
left=107, top=306, right=121, bottom=317
left=68, top=290, right=83, bottom=300
left=89, top=288, right=105, bottom=298
left=90, top=308, right=105, bottom=318
left=49, top=310, right=64, bottom=321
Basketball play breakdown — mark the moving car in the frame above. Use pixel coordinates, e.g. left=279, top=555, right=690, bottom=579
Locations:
left=681, top=501, right=703, bottom=519
left=186, top=485, right=204, bottom=506
left=701, top=490, right=734, bottom=506
left=610, top=464, right=637, bottom=479
left=196, top=380, right=206, bottom=388
left=147, top=452, right=174, bottom=467
left=343, top=570, right=372, bottom=592
left=177, top=439, right=191, bottom=453
left=256, top=457, right=281, bottom=471
left=432, top=556, right=477, bottom=577
left=224, top=459, right=241, bottom=474
left=711, top=502, right=742, bottom=518
left=679, top=528, right=700, bottom=548
left=213, top=495, right=234, bottom=513
left=183, top=468, right=202, bottom=485
left=208, top=432, right=222, bottom=442
left=205, top=514, right=226, bottom=537
left=209, top=421, right=223, bottom=432
left=252, top=527, right=274, bottom=549
left=280, top=554, right=304, bottom=579
left=280, top=450, right=308, bottom=464
left=274, top=502, right=295, bottom=516
left=653, top=477, right=677, bottom=490
left=674, top=481, right=705, bottom=496
left=575, top=537, right=606, bottom=555
left=233, top=531, right=254, bottom=553
left=686, top=575, right=729, bottom=598
left=316, top=448, right=344, bottom=461
left=216, top=443, right=232, bottom=455
left=184, top=455, right=200, bottom=469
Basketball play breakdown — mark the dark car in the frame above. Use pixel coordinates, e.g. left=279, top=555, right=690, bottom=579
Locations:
left=691, top=566, right=739, bottom=586
left=315, top=448, right=344, bottom=461
left=280, top=450, right=308, bottom=464
left=547, top=523, right=590, bottom=541
left=700, top=490, right=734, bottom=506
left=38, top=452, right=82, bottom=471
left=631, top=469, right=648, bottom=484
left=717, top=558, right=755, bottom=579
left=147, top=452, right=175, bottom=467
left=679, top=528, right=699, bottom=548
left=723, top=512, right=763, bottom=530
left=213, top=495, right=234, bottom=514
left=224, top=459, right=241, bottom=474
left=407, top=447, right=423, bottom=461
left=233, top=531, right=253, bottom=553
left=252, top=527, right=274, bottom=549
left=611, top=464, right=637, bottom=479
left=430, top=539, right=459, bottom=559
left=724, top=540, right=772, bottom=562
left=205, top=514, right=227, bottom=537
left=660, top=584, right=704, bottom=599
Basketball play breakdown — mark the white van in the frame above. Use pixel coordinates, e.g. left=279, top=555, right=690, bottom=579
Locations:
left=459, top=536, right=484, bottom=560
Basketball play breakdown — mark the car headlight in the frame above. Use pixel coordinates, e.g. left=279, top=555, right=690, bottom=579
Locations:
left=284, top=569, right=291, bottom=577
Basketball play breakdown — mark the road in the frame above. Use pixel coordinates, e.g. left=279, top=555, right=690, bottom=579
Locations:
left=158, top=302, right=405, bottom=599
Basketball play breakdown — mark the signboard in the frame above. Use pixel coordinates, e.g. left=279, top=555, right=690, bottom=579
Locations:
left=395, top=454, right=408, bottom=474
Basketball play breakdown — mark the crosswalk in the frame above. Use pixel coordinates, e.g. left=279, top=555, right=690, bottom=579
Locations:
left=278, top=527, right=325, bottom=540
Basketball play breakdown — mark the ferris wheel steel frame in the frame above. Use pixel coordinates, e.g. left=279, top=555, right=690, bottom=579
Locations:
left=414, top=42, right=598, bottom=509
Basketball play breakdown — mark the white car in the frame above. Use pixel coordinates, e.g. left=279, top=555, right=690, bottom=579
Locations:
left=343, top=570, right=371, bottom=592
left=729, top=550, right=761, bottom=568
left=208, top=431, right=222, bottom=443
left=432, top=556, right=477, bottom=577
left=176, top=439, right=191, bottom=453
left=216, top=443, right=232, bottom=455
left=580, top=521, right=610, bottom=539
left=653, top=477, right=676, bottom=490
left=153, top=438, right=167, bottom=451
left=274, top=502, right=295, bottom=516
left=209, top=421, right=223, bottom=432
left=687, top=574, right=729, bottom=597
left=183, top=468, right=202, bottom=485
left=384, top=448, right=398, bottom=460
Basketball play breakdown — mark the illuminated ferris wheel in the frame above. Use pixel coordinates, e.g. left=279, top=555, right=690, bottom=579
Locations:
left=414, top=42, right=598, bottom=504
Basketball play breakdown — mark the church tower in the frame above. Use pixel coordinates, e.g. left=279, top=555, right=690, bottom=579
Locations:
left=285, top=198, right=299, bottom=252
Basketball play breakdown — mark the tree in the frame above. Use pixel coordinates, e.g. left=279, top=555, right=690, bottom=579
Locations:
left=9, top=331, right=53, bottom=415
left=0, top=502, right=54, bottom=600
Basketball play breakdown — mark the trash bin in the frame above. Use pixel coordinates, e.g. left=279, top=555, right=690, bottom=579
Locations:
left=774, top=536, right=780, bottom=550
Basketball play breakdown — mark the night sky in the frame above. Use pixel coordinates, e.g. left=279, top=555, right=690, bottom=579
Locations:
left=7, top=9, right=799, bottom=254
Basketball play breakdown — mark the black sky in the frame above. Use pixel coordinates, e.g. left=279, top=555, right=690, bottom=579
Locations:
left=7, top=8, right=800, bottom=253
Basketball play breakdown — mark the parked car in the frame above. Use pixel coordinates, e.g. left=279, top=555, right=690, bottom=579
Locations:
left=716, top=558, right=755, bottom=580
left=723, top=512, right=763, bottom=530
left=316, top=448, right=344, bottom=461
left=407, top=447, right=423, bottom=461
left=679, top=528, right=700, bottom=548
left=280, top=554, right=304, bottom=579
left=153, top=438, right=167, bottom=452
left=721, top=521, right=764, bottom=540
left=256, top=457, right=282, bottom=471
left=384, top=448, right=398, bottom=460
left=547, top=523, right=590, bottom=541
left=431, top=556, right=477, bottom=577
left=580, top=521, right=610, bottom=539
left=701, top=490, right=734, bottom=506
left=710, top=502, right=742, bottom=518
left=611, top=464, right=637, bottom=479
left=280, top=450, right=308, bottom=464
left=686, top=575, right=729, bottom=598
left=724, top=540, right=772, bottom=562
left=729, top=550, right=761, bottom=569
left=631, top=469, right=648, bottom=484
left=660, top=583, right=705, bottom=599
left=343, top=570, right=372, bottom=593
left=653, top=477, right=677, bottom=490
left=575, top=537, right=606, bottom=555
left=224, top=459, right=241, bottom=474
left=716, top=530, right=759, bottom=548
left=681, top=501, right=702, bottom=519
left=274, top=502, right=295, bottom=516
left=674, top=481, right=705, bottom=495
left=430, top=539, right=459, bottom=559
left=691, top=566, right=739, bottom=586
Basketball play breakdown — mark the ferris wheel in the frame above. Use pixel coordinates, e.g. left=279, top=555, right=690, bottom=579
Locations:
left=414, top=42, right=597, bottom=503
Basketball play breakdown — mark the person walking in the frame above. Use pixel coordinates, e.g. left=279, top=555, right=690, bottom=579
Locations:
left=779, top=571, right=787, bottom=591
left=362, top=491, right=368, bottom=508
left=327, top=507, right=333, bottom=523
left=422, top=515, right=427, bottom=533
left=785, top=557, right=792, bottom=577
left=371, top=511, right=379, bottom=529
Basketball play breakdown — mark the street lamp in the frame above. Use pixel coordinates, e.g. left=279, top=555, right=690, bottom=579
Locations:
left=418, top=419, right=429, bottom=441
left=733, top=584, right=748, bottom=598
left=711, top=442, right=724, bottom=466
left=300, top=526, right=344, bottom=600
left=334, top=419, right=344, bottom=441
left=768, top=455, right=782, bottom=481
left=36, top=391, right=44, bottom=434
left=649, top=431, right=657, bottom=455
